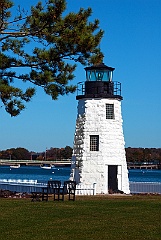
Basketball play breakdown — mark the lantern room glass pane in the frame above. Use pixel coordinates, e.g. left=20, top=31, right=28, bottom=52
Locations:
left=86, top=70, right=96, bottom=81
left=86, top=70, right=112, bottom=81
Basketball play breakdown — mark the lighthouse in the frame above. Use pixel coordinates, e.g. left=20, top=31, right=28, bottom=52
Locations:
left=70, top=63, right=130, bottom=194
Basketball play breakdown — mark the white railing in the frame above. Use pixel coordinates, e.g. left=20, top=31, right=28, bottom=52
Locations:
left=1, top=180, right=161, bottom=195
left=0, top=179, right=38, bottom=184
left=76, top=183, right=96, bottom=195
left=129, top=182, right=161, bottom=194
left=0, top=179, right=47, bottom=193
left=0, top=179, right=97, bottom=195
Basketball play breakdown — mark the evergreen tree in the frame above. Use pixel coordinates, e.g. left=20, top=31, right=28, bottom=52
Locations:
left=0, top=0, right=104, bottom=116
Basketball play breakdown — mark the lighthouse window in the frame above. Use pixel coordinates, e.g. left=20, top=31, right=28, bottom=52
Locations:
left=90, top=135, right=99, bottom=151
left=106, top=104, right=114, bottom=119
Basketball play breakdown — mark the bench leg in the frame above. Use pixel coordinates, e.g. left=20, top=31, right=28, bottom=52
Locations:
left=31, top=193, right=42, bottom=202
left=42, top=189, right=48, bottom=201
left=68, top=191, right=75, bottom=201
left=42, top=194, right=48, bottom=201
left=58, top=192, right=65, bottom=201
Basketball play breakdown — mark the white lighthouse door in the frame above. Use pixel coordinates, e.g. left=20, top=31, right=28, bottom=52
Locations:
left=108, top=165, right=118, bottom=193
left=117, top=165, right=122, bottom=191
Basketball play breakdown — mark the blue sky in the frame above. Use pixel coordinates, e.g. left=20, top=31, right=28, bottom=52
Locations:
left=0, top=0, right=161, bottom=152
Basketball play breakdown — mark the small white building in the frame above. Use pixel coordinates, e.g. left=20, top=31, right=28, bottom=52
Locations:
left=70, top=63, right=130, bottom=194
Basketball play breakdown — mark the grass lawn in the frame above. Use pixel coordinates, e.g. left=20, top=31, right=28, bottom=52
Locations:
left=0, top=194, right=160, bottom=240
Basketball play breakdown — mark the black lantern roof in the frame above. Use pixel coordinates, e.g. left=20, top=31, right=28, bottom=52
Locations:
left=84, top=63, right=115, bottom=72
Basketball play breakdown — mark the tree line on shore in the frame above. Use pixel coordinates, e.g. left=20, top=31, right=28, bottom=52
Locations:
left=0, top=146, right=73, bottom=161
left=125, top=147, right=161, bottom=164
left=0, top=147, right=161, bottom=163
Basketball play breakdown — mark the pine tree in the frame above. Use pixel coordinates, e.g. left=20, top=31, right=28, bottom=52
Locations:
left=0, top=0, right=104, bottom=116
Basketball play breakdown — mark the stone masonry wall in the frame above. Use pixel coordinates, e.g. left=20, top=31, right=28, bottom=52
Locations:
left=71, top=98, right=130, bottom=194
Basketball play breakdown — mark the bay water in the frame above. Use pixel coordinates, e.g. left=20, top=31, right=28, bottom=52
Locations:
left=0, top=165, right=161, bottom=183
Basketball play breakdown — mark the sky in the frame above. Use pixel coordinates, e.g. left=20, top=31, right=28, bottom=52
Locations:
left=0, top=0, right=161, bottom=152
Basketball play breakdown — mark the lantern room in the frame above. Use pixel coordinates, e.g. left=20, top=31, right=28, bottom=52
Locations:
left=85, top=63, right=115, bottom=82
left=76, top=63, right=122, bottom=100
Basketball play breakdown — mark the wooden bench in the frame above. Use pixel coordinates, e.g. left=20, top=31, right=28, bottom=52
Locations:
left=42, top=180, right=61, bottom=201
left=61, top=181, right=76, bottom=201
left=41, top=180, right=76, bottom=201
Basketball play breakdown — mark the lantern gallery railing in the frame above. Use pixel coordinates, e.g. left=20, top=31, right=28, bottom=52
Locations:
left=76, top=81, right=122, bottom=99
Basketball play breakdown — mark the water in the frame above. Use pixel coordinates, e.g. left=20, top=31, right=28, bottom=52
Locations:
left=0, top=165, right=71, bottom=184
left=129, top=169, right=161, bottom=183
left=0, top=165, right=160, bottom=183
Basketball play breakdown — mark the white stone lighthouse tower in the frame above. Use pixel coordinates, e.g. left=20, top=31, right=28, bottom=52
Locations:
left=70, top=63, right=130, bottom=194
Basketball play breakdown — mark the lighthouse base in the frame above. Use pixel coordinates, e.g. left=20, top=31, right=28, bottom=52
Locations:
left=70, top=155, right=130, bottom=195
